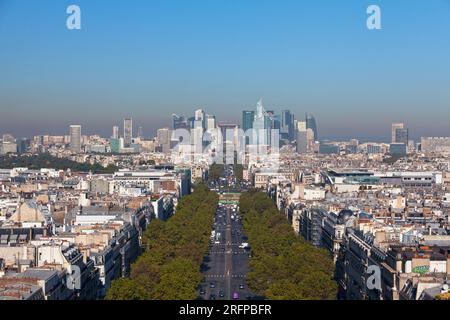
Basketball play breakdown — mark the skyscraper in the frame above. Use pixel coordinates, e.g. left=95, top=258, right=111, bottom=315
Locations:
left=306, top=113, right=318, bottom=141
left=242, top=111, right=254, bottom=132
left=187, top=116, right=196, bottom=129
left=206, top=114, right=216, bottom=130
left=391, top=123, right=404, bottom=143
left=306, top=128, right=315, bottom=152
left=172, top=114, right=188, bottom=130
left=157, top=128, right=171, bottom=154
left=194, top=109, right=206, bottom=130
left=281, top=110, right=295, bottom=142
left=242, top=111, right=255, bottom=145
left=296, top=121, right=307, bottom=154
left=273, top=114, right=281, bottom=131
left=137, top=126, right=144, bottom=139
left=252, top=99, right=271, bottom=145
left=112, top=125, right=119, bottom=139
left=69, top=125, right=81, bottom=154
left=395, top=128, right=409, bottom=145
left=124, top=118, right=133, bottom=147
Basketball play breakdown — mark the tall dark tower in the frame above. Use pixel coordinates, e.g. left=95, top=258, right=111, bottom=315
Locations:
left=306, top=113, right=318, bottom=141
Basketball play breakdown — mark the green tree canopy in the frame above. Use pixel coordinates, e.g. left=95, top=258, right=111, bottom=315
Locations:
left=240, top=190, right=337, bottom=300
left=106, top=184, right=218, bottom=300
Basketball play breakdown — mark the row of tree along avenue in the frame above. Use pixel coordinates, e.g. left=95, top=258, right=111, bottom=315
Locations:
left=240, top=190, right=338, bottom=300
left=106, top=184, right=219, bottom=300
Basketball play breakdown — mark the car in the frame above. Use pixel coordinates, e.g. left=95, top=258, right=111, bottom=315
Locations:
left=210, top=294, right=216, bottom=300
left=210, top=282, right=216, bottom=288
left=199, top=288, right=206, bottom=295
left=233, top=292, right=239, bottom=300
left=233, top=251, right=238, bottom=255
left=239, top=284, right=245, bottom=290
left=239, top=243, right=249, bottom=249
left=219, top=291, right=225, bottom=298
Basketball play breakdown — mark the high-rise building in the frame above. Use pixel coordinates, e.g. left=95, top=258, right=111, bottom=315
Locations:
left=296, top=132, right=308, bottom=154
left=281, top=110, right=295, bottom=142
left=272, top=114, right=281, bottom=131
left=242, top=111, right=254, bottom=132
left=296, top=121, right=307, bottom=154
left=187, top=116, right=195, bottom=129
left=266, top=110, right=275, bottom=131
left=391, top=123, right=404, bottom=143
left=296, top=120, right=307, bottom=131
left=252, top=99, right=271, bottom=145
left=306, top=113, right=318, bottom=141
left=194, top=109, right=206, bottom=130
left=218, top=124, right=239, bottom=161
left=242, top=111, right=255, bottom=145
left=395, top=128, right=409, bottom=145
left=124, top=118, right=133, bottom=147
left=137, top=126, right=144, bottom=139
left=206, top=114, right=216, bottom=130
left=190, top=127, right=204, bottom=153
left=157, top=128, right=171, bottom=154
left=112, top=125, right=119, bottom=139
left=218, top=124, right=238, bottom=143
left=306, top=128, right=315, bottom=151
left=70, top=125, right=82, bottom=153
left=172, top=114, right=188, bottom=130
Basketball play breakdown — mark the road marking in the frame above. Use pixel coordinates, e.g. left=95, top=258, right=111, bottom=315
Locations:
left=204, top=274, right=246, bottom=279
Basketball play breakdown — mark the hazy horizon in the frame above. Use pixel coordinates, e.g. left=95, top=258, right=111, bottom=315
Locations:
left=1, top=0, right=450, bottom=139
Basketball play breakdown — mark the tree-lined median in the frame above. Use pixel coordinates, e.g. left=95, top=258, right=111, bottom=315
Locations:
left=239, top=190, right=337, bottom=300
left=106, top=184, right=218, bottom=300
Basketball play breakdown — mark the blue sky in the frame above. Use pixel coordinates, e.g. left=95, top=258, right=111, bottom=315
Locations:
left=0, top=0, right=449, bottom=140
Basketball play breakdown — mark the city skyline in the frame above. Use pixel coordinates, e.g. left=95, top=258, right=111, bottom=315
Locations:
left=2, top=0, right=450, bottom=306
left=1, top=0, right=450, bottom=139
left=0, top=104, right=441, bottom=144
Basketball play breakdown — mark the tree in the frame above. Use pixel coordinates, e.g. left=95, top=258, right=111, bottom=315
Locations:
left=151, top=258, right=202, bottom=300
left=105, top=278, right=148, bottom=300
left=107, top=183, right=218, bottom=300
left=239, top=190, right=338, bottom=300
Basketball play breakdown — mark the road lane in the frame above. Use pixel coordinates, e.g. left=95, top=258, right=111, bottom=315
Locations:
left=199, top=165, right=254, bottom=300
